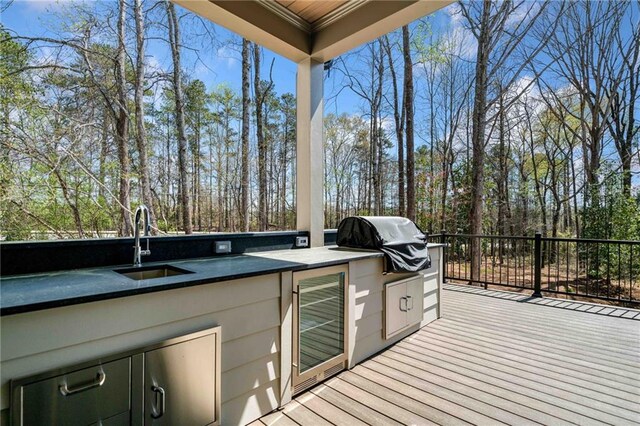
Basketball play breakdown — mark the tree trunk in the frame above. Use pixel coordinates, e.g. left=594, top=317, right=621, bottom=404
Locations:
left=98, top=107, right=109, bottom=202
left=241, top=38, right=250, bottom=231
left=467, top=0, right=491, bottom=281
left=134, top=0, right=157, bottom=234
left=115, top=0, right=132, bottom=236
left=54, top=169, right=84, bottom=238
left=253, top=43, right=268, bottom=231
left=383, top=36, right=405, bottom=217
left=166, top=1, right=192, bottom=233
left=373, top=41, right=384, bottom=215
left=403, top=25, right=415, bottom=221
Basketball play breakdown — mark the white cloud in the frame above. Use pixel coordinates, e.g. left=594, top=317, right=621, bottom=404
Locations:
left=441, top=3, right=477, bottom=60
left=215, top=45, right=238, bottom=70
left=380, top=116, right=394, bottom=133
left=506, top=1, right=541, bottom=28
left=445, top=25, right=477, bottom=60
left=445, top=2, right=464, bottom=25
left=510, top=75, right=539, bottom=100
left=146, top=55, right=164, bottom=73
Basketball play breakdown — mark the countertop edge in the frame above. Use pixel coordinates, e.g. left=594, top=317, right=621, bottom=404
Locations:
left=0, top=248, right=386, bottom=316
left=1, top=245, right=444, bottom=316
left=0, top=268, right=288, bottom=316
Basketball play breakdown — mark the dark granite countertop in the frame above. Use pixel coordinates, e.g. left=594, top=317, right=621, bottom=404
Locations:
left=0, top=245, right=444, bottom=316
left=0, top=247, right=380, bottom=316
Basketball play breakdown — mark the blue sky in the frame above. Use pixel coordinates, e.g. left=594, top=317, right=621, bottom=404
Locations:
left=2, top=0, right=297, bottom=99
left=1, top=0, right=454, bottom=116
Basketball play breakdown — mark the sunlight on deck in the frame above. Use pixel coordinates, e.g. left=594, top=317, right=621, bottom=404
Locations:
left=255, top=285, right=640, bottom=425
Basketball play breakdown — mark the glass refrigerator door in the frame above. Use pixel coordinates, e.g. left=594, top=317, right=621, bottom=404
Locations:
left=297, top=271, right=345, bottom=373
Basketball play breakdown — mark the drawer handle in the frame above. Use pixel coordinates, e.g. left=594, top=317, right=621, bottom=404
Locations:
left=406, top=295, right=414, bottom=311
left=399, top=297, right=407, bottom=312
left=59, top=371, right=106, bottom=396
left=151, top=385, right=166, bottom=419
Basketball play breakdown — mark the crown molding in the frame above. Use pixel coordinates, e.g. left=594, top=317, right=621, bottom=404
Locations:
left=256, top=0, right=370, bottom=34
left=312, top=0, right=367, bottom=32
left=257, top=0, right=312, bottom=32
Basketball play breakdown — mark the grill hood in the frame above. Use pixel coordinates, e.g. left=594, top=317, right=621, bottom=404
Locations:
left=336, top=216, right=431, bottom=273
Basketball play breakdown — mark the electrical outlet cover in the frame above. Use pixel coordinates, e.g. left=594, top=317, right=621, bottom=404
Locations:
left=295, top=236, right=309, bottom=247
left=215, top=241, right=232, bottom=254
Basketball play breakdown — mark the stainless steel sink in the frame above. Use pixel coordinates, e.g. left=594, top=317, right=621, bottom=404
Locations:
left=114, top=265, right=194, bottom=281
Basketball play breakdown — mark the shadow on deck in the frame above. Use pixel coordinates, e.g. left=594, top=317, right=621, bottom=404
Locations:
left=255, top=284, right=640, bottom=425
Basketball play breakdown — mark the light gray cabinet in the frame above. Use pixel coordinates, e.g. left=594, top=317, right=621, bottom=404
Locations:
left=384, top=275, right=424, bottom=339
left=11, top=327, right=221, bottom=426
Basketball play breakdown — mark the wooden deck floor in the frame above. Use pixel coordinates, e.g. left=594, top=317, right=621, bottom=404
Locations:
left=255, top=284, right=640, bottom=426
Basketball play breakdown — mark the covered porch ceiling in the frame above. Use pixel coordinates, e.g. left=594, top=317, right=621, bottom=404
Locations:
left=172, top=0, right=453, bottom=62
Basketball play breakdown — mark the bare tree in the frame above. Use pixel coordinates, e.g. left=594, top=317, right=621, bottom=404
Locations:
left=166, top=0, right=192, bottom=233
left=382, top=34, right=405, bottom=216
left=437, top=36, right=472, bottom=232
left=115, top=0, right=132, bottom=236
left=541, top=1, right=630, bottom=201
left=403, top=25, right=415, bottom=221
left=253, top=44, right=275, bottom=230
left=241, top=38, right=250, bottom=231
left=460, top=0, right=552, bottom=279
left=607, top=3, right=640, bottom=197
left=134, top=0, right=157, bottom=233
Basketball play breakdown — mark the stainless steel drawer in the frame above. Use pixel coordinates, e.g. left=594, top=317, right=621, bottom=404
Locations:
left=16, top=357, right=130, bottom=425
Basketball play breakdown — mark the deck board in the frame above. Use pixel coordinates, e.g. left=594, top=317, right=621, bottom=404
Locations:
left=260, top=284, right=640, bottom=425
left=278, top=400, right=332, bottom=426
left=309, top=384, right=402, bottom=426
left=426, top=319, right=640, bottom=376
left=404, top=333, right=640, bottom=410
left=324, top=377, right=436, bottom=425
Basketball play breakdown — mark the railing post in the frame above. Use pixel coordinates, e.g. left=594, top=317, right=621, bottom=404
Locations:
left=533, top=232, right=543, bottom=298
left=440, top=230, right=447, bottom=283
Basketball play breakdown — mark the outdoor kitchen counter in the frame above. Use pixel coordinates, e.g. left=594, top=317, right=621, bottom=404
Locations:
left=0, top=244, right=445, bottom=425
left=1, top=246, right=441, bottom=316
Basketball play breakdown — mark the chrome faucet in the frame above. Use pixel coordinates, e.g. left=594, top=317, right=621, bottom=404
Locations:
left=133, top=205, right=151, bottom=267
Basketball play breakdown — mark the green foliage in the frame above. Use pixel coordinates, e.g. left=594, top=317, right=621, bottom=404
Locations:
left=0, top=26, right=33, bottom=107
left=582, top=173, right=640, bottom=241
left=579, top=173, right=640, bottom=285
left=412, top=19, right=447, bottom=66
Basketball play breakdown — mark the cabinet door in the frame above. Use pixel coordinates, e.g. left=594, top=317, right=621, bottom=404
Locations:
left=384, top=281, right=407, bottom=339
left=406, top=276, right=424, bottom=327
left=144, top=334, right=218, bottom=425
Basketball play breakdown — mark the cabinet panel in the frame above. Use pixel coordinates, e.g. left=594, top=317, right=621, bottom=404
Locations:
left=144, top=333, right=219, bottom=425
left=18, top=358, right=130, bottom=425
left=11, top=327, right=221, bottom=426
left=384, top=281, right=407, bottom=339
left=406, top=276, right=424, bottom=326
left=384, top=275, right=424, bottom=340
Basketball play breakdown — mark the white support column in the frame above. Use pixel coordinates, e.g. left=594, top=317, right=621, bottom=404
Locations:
left=296, top=58, right=324, bottom=247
